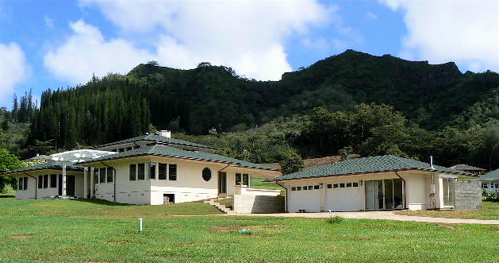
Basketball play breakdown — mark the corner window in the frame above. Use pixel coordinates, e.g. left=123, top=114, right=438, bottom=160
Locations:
left=43, top=174, right=48, bottom=188
left=129, top=164, right=136, bottom=181
left=50, top=174, right=57, bottom=188
left=18, top=178, right=24, bottom=190
left=138, top=163, right=145, bottom=180
left=158, top=163, right=167, bottom=180
left=107, top=168, right=114, bottom=183
left=38, top=175, right=43, bottom=189
left=235, top=173, right=249, bottom=186
left=150, top=163, right=156, bottom=179
left=202, top=168, right=212, bottom=181
left=169, top=164, right=177, bottom=181
left=99, top=168, right=106, bottom=183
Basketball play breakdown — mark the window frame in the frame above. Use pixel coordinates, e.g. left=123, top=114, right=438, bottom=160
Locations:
left=129, top=164, right=136, bottom=181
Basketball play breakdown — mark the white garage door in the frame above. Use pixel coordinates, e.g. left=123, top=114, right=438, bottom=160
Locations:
left=324, top=182, right=360, bottom=211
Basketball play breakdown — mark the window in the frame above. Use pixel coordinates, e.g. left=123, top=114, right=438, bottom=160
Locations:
left=235, top=173, right=249, bottom=186
left=297, top=186, right=302, bottom=191
left=93, top=170, right=98, bottom=185
left=169, top=164, right=177, bottom=181
left=491, top=184, right=496, bottom=189
left=106, top=168, right=114, bottom=183
left=100, top=168, right=106, bottom=183
left=496, top=184, right=499, bottom=188
left=158, top=163, right=167, bottom=180
left=202, top=168, right=212, bottom=181
left=482, top=183, right=488, bottom=188
left=347, top=183, right=352, bottom=187
left=327, top=184, right=332, bottom=189
left=352, top=182, right=359, bottom=187
left=138, top=163, right=145, bottom=180
left=38, top=176, right=43, bottom=189
left=291, top=187, right=296, bottom=191
left=308, top=186, right=313, bottom=190
left=150, top=163, right=156, bottom=179
left=50, top=174, right=57, bottom=188
left=24, top=177, right=28, bottom=190
left=314, top=185, right=320, bottom=190
left=18, top=178, right=24, bottom=190
left=43, top=174, right=49, bottom=188
left=333, top=184, right=338, bottom=188
left=340, top=183, right=345, bottom=188
left=129, top=164, right=136, bottom=181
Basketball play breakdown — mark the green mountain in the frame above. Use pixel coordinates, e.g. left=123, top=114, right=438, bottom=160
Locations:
left=21, top=50, right=499, bottom=160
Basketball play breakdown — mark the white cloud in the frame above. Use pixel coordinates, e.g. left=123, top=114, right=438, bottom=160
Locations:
left=380, top=0, right=499, bottom=73
left=79, top=0, right=332, bottom=80
left=0, top=42, right=30, bottom=106
left=44, top=20, right=155, bottom=84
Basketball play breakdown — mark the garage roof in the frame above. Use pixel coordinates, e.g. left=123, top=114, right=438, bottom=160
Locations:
left=475, top=168, right=499, bottom=181
left=271, top=155, right=471, bottom=181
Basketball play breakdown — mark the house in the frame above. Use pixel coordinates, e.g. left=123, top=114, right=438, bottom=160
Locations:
left=450, top=164, right=485, bottom=175
left=476, top=168, right=499, bottom=193
left=270, top=155, right=481, bottom=212
left=5, top=131, right=282, bottom=211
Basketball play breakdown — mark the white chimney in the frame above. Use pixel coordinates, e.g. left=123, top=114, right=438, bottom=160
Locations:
left=157, top=130, right=171, bottom=138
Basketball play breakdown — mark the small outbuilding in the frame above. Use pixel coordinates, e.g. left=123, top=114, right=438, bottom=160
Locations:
left=270, top=155, right=481, bottom=212
left=476, top=168, right=499, bottom=193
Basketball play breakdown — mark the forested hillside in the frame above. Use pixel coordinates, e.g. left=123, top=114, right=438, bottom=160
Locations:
left=3, top=50, right=499, bottom=170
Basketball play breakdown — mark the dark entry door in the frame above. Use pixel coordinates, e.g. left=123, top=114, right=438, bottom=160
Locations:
left=67, top=175, right=75, bottom=196
left=218, top=172, right=227, bottom=194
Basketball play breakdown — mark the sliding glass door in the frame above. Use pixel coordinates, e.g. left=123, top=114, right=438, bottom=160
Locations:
left=365, top=179, right=404, bottom=210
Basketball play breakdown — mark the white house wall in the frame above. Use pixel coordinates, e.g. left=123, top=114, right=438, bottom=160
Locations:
left=12, top=170, right=84, bottom=200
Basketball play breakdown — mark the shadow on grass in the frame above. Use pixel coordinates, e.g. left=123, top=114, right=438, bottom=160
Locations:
left=73, top=198, right=131, bottom=207
left=0, top=195, right=15, bottom=198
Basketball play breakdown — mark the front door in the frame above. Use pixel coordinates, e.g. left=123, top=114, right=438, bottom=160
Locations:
left=218, top=172, right=227, bottom=194
left=66, top=175, right=75, bottom=196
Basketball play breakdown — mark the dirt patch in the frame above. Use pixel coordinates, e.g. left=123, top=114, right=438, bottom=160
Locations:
left=436, top=223, right=464, bottom=231
left=10, top=235, right=32, bottom=240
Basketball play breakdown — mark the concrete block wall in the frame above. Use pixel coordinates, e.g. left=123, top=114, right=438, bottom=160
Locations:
left=233, top=195, right=285, bottom=214
left=453, top=181, right=482, bottom=211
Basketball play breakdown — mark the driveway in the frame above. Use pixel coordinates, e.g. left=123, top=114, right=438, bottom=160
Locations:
left=230, top=211, right=499, bottom=225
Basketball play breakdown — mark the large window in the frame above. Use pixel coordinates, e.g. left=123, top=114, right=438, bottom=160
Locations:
left=50, top=174, right=57, bottom=188
left=18, top=177, right=28, bottom=190
left=138, top=163, right=145, bottom=180
left=129, top=164, right=136, bottom=181
left=235, top=173, right=250, bottom=186
left=38, top=175, right=43, bottom=188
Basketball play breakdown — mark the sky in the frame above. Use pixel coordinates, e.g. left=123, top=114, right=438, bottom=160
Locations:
left=0, top=0, right=498, bottom=109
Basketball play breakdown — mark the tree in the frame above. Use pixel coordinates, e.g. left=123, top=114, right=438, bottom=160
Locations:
left=279, top=150, right=304, bottom=174
left=0, top=148, right=25, bottom=192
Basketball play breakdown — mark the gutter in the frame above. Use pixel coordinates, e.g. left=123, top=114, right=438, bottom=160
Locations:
left=274, top=180, right=288, bottom=212
left=395, top=171, right=407, bottom=210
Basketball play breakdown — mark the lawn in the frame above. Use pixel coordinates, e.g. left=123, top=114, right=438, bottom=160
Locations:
left=395, top=201, right=499, bottom=220
left=1, top=198, right=498, bottom=262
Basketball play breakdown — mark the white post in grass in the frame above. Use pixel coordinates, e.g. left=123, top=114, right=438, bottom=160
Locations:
left=139, top=218, right=143, bottom=232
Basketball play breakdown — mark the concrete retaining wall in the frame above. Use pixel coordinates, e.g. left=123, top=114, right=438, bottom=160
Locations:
left=233, top=195, right=285, bottom=214
left=453, top=181, right=482, bottom=211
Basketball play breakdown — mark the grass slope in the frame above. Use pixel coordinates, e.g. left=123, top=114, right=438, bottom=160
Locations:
left=1, top=198, right=498, bottom=262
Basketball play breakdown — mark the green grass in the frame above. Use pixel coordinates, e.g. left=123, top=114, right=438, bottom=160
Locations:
left=251, top=177, right=284, bottom=194
left=395, top=202, right=499, bottom=220
left=0, top=199, right=498, bottom=262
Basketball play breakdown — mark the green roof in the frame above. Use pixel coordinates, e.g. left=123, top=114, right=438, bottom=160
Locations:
left=271, top=155, right=470, bottom=181
left=94, top=134, right=215, bottom=150
left=475, top=169, right=499, bottom=181
left=3, top=162, right=84, bottom=175
left=81, top=145, right=278, bottom=171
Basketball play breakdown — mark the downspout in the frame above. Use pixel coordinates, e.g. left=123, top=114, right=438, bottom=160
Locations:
left=275, top=181, right=288, bottom=212
left=24, top=172, right=37, bottom=200
left=100, top=161, right=116, bottom=202
left=395, top=171, right=407, bottom=210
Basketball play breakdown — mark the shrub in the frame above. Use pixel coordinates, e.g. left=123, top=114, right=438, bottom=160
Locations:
left=326, top=216, right=343, bottom=224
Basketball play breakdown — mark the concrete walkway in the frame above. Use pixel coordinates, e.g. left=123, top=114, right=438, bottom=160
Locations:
left=230, top=211, right=499, bottom=225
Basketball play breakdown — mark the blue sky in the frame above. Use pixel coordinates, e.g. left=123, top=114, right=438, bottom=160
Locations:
left=1, top=0, right=498, bottom=109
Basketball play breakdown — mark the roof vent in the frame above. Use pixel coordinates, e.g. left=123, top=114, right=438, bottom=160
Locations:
left=430, top=156, right=435, bottom=170
left=157, top=130, right=171, bottom=138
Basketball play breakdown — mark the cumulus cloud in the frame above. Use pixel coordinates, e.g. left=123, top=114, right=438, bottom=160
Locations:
left=0, top=42, right=30, bottom=106
left=381, top=0, right=499, bottom=72
left=44, top=20, right=155, bottom=84
left=78, top=0, right=332, bottom=80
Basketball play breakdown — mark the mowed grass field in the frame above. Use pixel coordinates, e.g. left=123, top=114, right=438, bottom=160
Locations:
left=1, top=198, right=498, bottom=262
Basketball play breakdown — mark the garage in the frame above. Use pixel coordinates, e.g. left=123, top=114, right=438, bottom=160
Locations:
left=324, top=181, right=360, bottom=211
